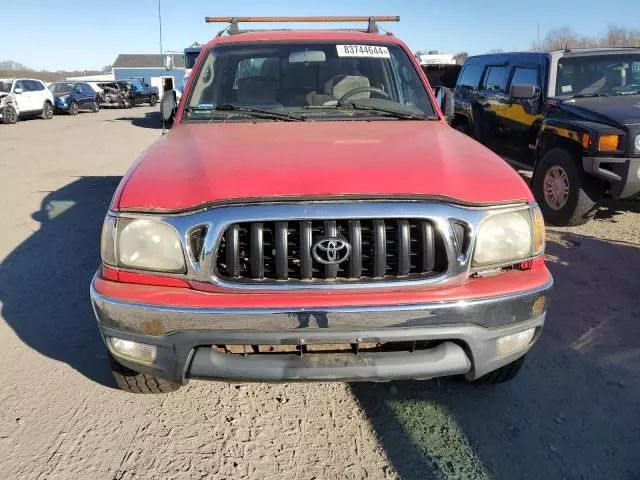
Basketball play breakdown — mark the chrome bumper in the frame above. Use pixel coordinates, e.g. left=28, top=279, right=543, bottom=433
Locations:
left=91, top=279, right=553, bottom=382
left=91, top=277, right=552, bottom=382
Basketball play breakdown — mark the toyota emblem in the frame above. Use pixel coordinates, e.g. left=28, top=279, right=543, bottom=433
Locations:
left=312, top=237, right=351, bottom=265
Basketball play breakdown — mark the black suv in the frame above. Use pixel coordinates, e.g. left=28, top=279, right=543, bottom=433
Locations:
left=453, top=48, right=640, bottom=225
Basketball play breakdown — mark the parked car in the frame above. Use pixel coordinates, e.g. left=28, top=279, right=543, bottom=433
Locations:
left=49, top=82, right=99, bottom=114
left=453, top=49, right=640, bottom=225
left=0, top=78, right=54, bottom=124
left=123, top=79, right=159, bottom=106
left=97, top=81, right=135, bottom=108
left=91, top=16, right=552, bottom=393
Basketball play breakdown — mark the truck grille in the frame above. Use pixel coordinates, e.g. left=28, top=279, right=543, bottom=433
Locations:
left=215, top=219, right=448, bottom=283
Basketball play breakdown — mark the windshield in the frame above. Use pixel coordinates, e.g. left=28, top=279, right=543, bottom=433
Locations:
left=185, top=50, right=200, bottom=70
left=0, top=81, right=12, bottom=93
left=49, top=83, right=74, bottom=94
left=555, top=54, right=640, bottom=97
left=186, top=42, right=435, bottom=121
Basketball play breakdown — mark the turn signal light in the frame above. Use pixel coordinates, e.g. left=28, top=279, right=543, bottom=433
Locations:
left=598, top=134, right=620, bottom=152
left=108, top=337, right=157, bottom=364
left=581, top=134, right=590, bottom=149
left=497, top=328, right=535, bottom=356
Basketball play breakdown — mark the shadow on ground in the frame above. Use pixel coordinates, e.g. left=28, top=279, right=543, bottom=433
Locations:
left=0, top=176, right=121, bottom=388
left=114, top=110, right=163, bottom=129
left=351, top=233, right=640, bottom=480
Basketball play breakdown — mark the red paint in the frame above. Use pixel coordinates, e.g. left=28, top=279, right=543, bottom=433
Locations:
left=94, top=264, right=551, bottom=309
left=113, top=122, right=532, bottom=212
left=101, top=265, right=191, bottom=289
left=102, top=28, right=547, bottom=308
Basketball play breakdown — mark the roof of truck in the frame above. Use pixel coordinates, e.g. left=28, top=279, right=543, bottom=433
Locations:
left=207, top=29, right=405, bottom=48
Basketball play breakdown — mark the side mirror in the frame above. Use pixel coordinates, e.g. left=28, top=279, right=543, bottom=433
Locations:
left=436, top=86, right=455, bottom=120
left=510, top=84, right=537, bottom=100
left=160, top=90, right=177, bottom=125
left=14, top=88, right=23, bottom=94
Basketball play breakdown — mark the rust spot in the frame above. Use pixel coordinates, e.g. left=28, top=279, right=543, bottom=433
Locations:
left=531, top=295, right=547, bottom=317
left=139, top=320, right=165, bottom=336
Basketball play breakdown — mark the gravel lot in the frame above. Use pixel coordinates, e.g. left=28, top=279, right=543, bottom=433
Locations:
left=0, top=107, right=638, bottom=480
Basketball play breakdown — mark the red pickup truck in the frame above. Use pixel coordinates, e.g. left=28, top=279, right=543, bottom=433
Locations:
left=91, top=17, right=552, bottom=393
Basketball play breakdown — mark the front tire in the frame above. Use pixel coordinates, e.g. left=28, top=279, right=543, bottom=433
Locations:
left=475, top=355, right=526, bottom=383
left=69, top=101, right=79, bottom=115
left=42, top=101, right=54, bottom=119
left=91, top=100, right=99, bottom=112
left=532, top=148, right=605, bottom=226
left=149, top=94, right=158, bottom=107
left=110, top=356, right=181, bottom=394
left=2, top=105, right=18, bottom=124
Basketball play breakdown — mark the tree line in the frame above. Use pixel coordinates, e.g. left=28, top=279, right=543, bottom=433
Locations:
left=414, top=25, right=640, bottom=64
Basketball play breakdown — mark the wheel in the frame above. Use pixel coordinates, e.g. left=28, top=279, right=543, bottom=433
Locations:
left=91, top=100, right=99, bottom=113
left=42, top=101, right=54, bottom=119
left=125, top=98, right=133, bottom=108
left=69, top=101, right=79, bottom=115
left=2, top=105, right=18, bottom=124
left=149, top=94, right=157, bottom=107
left=475, top=355, right=526, bottom=383
left=454, top=122, right=470, bottom=135
left=532, top=148, right=605, bottom=226
left=110, top=356, right=181, bottom=394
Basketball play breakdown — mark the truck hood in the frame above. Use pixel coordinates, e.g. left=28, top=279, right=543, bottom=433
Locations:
left=561, top=95, right=640, bottom=127
left=114, top=121, right=533, bottom=212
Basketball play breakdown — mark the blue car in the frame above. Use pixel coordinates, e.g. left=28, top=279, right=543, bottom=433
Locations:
left=49, top=82, right=99, bottom=115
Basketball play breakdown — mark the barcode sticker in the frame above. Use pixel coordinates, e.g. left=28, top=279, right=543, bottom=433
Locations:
left=336, top=45, right=391, bottom=58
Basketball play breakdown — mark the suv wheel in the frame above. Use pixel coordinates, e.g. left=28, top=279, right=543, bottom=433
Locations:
left=42, top=101, right=54, bottom=120
left=475, top=355, right=526, bottom=383
left=69, top=101, right=79, bottom=115
left=532, top=148, right=605, bottom=226
left=149, top=94, right=158, bottom=107
left=2, top=105, right=18, bottom=124
left=110, top=356, right=181, bottom=394
left=91, top=100, right=99, bottom=112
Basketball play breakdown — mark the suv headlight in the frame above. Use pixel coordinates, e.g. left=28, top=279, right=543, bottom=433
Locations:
left=472, top=205, right=545, bottom=267
left=101, top=216, right=185, bottom=272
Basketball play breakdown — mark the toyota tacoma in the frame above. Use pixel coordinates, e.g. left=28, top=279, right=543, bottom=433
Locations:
left=91, top=16, right=553, bottom=393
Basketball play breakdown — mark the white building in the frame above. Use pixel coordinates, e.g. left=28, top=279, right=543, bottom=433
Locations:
left=111, top=53, right=186, bottom=98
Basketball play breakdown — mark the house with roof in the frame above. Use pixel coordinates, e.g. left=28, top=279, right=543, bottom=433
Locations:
left=112, top=53, right=186, bottom=98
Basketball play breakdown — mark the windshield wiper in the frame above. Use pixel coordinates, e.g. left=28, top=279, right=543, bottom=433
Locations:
left=572, top=93, right=610, bottom=98
left=305, top=103, right=432, bottom=120
left=187, top=104, right=304, bottom=122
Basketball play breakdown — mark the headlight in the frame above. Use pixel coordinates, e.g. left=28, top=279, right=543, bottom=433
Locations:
left=472, top=206, right=544, bottom=267
left=100, top=216, right=185, bottom=272
left=634, top=134, right=640, bottom=153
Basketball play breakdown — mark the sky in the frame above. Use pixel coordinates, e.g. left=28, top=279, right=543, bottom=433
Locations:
left=2, top=0, right=640, bottom=71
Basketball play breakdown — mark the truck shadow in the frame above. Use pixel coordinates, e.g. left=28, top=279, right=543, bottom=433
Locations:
left=114, top=110, right=163, bottom=130
left=350, top=233, right=640, bottom=479
left=0, top=176, right=121, bottom=388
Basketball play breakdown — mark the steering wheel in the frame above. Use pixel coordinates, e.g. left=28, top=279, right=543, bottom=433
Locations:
left=336, top=87, right=390, bottom=106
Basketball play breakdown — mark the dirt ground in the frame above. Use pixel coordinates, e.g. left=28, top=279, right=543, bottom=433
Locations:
left=0, top=107, right=638, bottom=480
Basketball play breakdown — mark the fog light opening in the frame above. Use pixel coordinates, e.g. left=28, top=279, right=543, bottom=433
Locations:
left=108, top=337, right=157, bottom=364
left=497, top=328, right=535, bottom=356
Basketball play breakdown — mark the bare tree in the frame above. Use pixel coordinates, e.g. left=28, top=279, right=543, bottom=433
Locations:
left=535, top=25, right=640, bottom=50
left=453, top=52, right=468, bottom=65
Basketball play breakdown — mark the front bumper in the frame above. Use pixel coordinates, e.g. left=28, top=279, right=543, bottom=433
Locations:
left=583, top=156, right=640, bottom=199
left=91, top=276, right=553, bottom=383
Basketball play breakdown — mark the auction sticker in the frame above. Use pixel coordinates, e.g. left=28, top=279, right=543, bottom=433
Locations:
left=337, top=45, right=390, bottom=58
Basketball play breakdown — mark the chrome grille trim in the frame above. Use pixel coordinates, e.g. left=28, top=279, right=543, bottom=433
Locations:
left=110, top=201, right=531, bottom=290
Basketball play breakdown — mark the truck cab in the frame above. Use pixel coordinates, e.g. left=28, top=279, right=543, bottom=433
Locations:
left=454, top=49, right=640, bottom=225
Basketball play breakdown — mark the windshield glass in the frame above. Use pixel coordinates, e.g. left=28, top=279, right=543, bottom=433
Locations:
left=49, top=83, right=74, bottom=94
left=555, top=54, right=640, bottom=97
left=0, top=81, right=12, bottom=93
left=186, top=42, right=434, bottom=121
